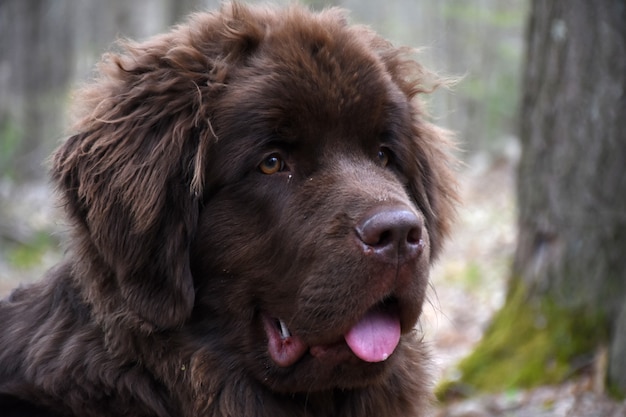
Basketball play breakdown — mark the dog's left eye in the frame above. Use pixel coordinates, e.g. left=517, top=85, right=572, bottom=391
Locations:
left=377, top=148, right=390, bottom=167
left=259, top=154, right=286, bottom=175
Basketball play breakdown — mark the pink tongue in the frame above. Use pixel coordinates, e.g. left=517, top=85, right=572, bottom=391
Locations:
left=344, top=308, right=401, bottom=362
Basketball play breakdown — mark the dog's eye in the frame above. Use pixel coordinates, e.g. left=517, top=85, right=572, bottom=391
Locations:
left=259, top=154, right=285, bottom=175
left=377, top=148, right=390, bottom=167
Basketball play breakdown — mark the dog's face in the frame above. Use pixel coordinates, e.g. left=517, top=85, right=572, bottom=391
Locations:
left=53, top=4, right=456, bottom=397
left=189, top=10, right=444, bottom=393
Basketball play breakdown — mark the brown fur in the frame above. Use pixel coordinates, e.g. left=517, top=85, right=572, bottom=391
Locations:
left=0, top=3, right=457, bottom=416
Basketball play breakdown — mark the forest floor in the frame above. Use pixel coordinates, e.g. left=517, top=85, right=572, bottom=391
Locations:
left=1, top=154, right=625, bottom=416
left=425, top=155, right=626, bottom=416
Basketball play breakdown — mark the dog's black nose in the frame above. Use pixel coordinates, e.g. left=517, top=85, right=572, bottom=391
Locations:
left=356, top=207, right=424, bottom=262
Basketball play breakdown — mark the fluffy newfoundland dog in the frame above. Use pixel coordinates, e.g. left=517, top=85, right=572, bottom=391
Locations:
left=0, top=3, right=457, bottom=416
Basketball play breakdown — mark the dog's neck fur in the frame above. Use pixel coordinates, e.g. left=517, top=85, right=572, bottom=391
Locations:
left=0, top=262, right=431, bottom=417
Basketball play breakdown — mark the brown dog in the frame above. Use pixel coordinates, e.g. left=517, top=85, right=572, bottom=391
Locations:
left=0, top=3, right=457, bottom=416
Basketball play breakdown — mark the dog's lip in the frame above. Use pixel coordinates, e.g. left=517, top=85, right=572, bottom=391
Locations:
left=262, top=313, right=352, bottom=368
left=262, top=315, right=308, bottom=367
left=262, top=301, right=402, bottom=368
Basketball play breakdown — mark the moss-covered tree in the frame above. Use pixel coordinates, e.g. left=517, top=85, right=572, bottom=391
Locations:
left=442, top=0, right=626, bottom=397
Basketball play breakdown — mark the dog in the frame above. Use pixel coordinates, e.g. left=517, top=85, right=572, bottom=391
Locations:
left=0, top=3, right=457, bottom=416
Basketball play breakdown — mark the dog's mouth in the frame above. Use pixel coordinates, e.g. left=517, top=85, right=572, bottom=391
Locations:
left=262, top=301, right=401, bottom=368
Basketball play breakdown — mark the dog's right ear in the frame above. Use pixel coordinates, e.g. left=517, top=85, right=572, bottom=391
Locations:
left=51, top=5, right=268, bottom=332
left=53, top=103, right=211, bottom=332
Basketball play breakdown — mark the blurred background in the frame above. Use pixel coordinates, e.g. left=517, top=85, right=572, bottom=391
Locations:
left=3, top=1, right=624, bottom=415
left=0, top=0, right=524, bottom=296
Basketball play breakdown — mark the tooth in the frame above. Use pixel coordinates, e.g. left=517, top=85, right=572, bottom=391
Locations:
left=279, top=319, right=291, bottom=339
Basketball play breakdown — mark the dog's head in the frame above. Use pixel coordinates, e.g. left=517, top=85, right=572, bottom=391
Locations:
left=53, top=3, right=456, bottom=393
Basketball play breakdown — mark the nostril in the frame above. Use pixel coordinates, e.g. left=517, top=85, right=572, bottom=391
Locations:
left=373, top=230, right=393, bottom=247
left=355, top=207, right=423, bottom=261
left=406, top=226, right=422, bottom=245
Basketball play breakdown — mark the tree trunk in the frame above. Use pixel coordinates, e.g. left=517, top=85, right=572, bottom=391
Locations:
left=0, top=0, right=76, bottom=181
left=515, top=0, right=626, bottom=394
left=439, top=0, right=626, bottom=397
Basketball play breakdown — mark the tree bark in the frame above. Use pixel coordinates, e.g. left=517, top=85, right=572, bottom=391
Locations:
left=438, top=0, right=626, bottom=398
left=514, top=0, right=626, bottom=394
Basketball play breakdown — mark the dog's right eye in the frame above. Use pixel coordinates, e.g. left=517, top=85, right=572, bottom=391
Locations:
left=259, top=154, right=285, bottom=175
left=377, top=147, right=391, bottom=167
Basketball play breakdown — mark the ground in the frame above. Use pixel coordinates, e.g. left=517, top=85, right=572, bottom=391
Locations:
left=436, top=378, right=626, bottom=417
left=424, top=154, right=626, bottom=416
left=1, top=153, right=625, bottom=416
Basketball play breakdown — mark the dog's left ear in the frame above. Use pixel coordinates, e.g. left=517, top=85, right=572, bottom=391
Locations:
left=52, top=33, right=218, bottom=331
left=368, top=34, right=459, bottom=260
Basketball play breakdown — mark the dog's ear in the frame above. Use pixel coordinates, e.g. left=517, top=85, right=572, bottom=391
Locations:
left=51, top=22, right=233, bottom=331
left=51, top=6, right=269, bottom=332
left=407, top=121, right=459, bottom=260
left=371, top=37, right=459, bottom=260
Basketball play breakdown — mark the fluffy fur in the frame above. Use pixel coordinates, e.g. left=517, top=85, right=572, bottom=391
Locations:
left=0, top=3, right=457, bottom=416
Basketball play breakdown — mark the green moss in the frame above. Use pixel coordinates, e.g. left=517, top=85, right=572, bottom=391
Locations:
left=437, top=279, right=607, bottom=400
left=6, top=231, right=56, bottom=269
left=463, top=262, right=482, bottom=289
left=608, top=381, right=626, bottom=401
